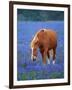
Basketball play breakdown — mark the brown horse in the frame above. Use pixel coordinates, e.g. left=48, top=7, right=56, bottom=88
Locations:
left=30, top=29, right=57, bottom=64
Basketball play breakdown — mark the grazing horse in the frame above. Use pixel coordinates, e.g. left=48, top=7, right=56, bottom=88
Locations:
left=30, top=29, right=57, bottom=64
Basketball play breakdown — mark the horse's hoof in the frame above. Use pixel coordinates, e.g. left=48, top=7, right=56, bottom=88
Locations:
left=53, top=61, right=55, bottom=64
left=47, top=59, right=50, bottom=64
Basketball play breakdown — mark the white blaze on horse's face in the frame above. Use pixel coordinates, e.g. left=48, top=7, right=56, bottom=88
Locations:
left=31, top=47, right=37, bottom=61
left=31, top=48, right=34, bottom=60
left=31, top=36, right=38, bottom=61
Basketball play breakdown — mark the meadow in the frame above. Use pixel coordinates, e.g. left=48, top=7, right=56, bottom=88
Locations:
left=17, top=21, right=64, bottom=80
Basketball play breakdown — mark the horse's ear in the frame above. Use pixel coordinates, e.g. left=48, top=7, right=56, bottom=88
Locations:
left=41, top=29, right=44, bottom=32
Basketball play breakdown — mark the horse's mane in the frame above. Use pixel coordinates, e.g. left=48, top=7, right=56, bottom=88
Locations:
left=31, top=34, right=38, bottom=48
left=30, top=29, right=46, bottom=48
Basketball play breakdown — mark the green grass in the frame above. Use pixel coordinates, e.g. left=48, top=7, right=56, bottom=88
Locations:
left=21, top=73, right=28, bottom=80
left=18, top=71, right=64, bottom=80
left=29, top=71, right=36, bottom=80
left=49, top=72, right=64, bottom=79
left=21, top=63, right=27, bottom=68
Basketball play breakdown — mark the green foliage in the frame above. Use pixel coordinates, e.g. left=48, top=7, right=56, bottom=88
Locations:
left=17, top=9, right=64, bottom=21
left=18, top=71, right=64, bottom=80
left=49, top=72, right=64, bottom=79
left=21, top=63, right=27, bottom=68
left=29, top=71, right=36, bottom=80
left=21, top=73, right=27, bottom=80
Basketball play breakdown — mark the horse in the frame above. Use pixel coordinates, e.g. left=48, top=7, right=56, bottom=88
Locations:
left=30, top=29, right=57, bottom=64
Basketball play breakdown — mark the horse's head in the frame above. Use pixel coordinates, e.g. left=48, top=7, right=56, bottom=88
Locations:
left=31, top=36, right=39, bottom=61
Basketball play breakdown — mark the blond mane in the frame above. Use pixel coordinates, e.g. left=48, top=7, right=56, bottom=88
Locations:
left=31, top=34, right=38, bottom=48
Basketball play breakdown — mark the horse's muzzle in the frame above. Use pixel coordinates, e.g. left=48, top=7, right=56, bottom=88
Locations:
left=33, top=58, right=36, bottom=61
left=31, top=55, right=37, bottom=61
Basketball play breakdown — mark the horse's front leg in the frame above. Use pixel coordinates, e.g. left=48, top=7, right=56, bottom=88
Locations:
left=53, top=48, right=56, bottom=64
left=40, top=49, right=47, bottom=64
left=40, top=46, right=48, bottom=64
left=43, top=51, right=47, bottom=64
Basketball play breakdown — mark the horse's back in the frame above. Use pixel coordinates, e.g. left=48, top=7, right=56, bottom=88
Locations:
left=37, top=29, right=57, bottom=49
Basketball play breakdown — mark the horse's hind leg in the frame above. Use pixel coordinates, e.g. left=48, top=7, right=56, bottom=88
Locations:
left=53, top=48, right=56, bottom=64
left=47, top=51, right=50, bottom=64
